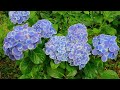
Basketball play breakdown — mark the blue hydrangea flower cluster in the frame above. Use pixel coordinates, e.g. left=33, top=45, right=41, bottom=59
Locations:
left=92, top=34, right=119, bottom=62
left=67, top=23, right=88, bottom=44
left=3, top=23, right=40, bottom=60
left=4, top=11, right=120, bottom=70
left=44, top=36, right=68, bottom=64
left=9, top=11, right=30, bottom=24
left=66, top=23, right=92, bottom=70
left=32, top=19, right=57, bottom=38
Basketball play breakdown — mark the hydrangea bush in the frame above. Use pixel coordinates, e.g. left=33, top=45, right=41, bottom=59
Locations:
left=1, top=11, right=120, bottom=79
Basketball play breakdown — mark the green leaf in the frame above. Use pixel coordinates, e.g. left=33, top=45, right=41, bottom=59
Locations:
left=52, top=11, right=58, bottom=14
left=100, top=70, right=119, bottom=79
left=59, top=62, right=66, bottom=69
left=118, top=65, right=120, bottom=68
left=16, top=60, right=22, bottom=66
left=19, top=73, right=31, bottom=79
left=84, top=11, right=89, bottom=14
left=30, top=51, right=41, bottom=64
left=29, top=47, right=46, bottom=64
left=50, top=60, right=60, bottom=69
left=94, top=58, right=104, bottom=73
left=67, top=69, right=77, bottom=77
left=65, top=63, right=77, bottom=77
left=80, top=14, right=93, bottom=26
left=23, top=50, right=29, bottom=58
left=103, top=11, right=115, bottom=22
left=101, top=25, right=117, bottom=35
left=106, top=27, right=116, bottom=35
left=87, top=37, right=92, bottom=45
left=19, top=57, right=33, bottom=74
left=30, top=11, right=37, bottom=19
left=83, top=62, right=98, bottom=79
left=66, top=63, right=76, bottom=72
left=30, top=65, right=40, bottom=78
left=37, top=39, right=46, bottom=48
left=92, top=28, right=101, bottom=34
left=87, top=29, right=94, bottom=36
left=53, top=23, right=58, bottom=31
left=103, top=11, right=111, bottom=18
left=107, top=17, right=114, bottom=23
left=68, top=16, right=79, bottom=25
left=47, top=67, right=64, bottom=78
left=96, top=60, right=103, bottom=69
left=39, top=12, right=52, bottom=19
left=43, top=74, right=52, bottom=79
left=94, top=15, right=103, bottom=24
left=28, top=11, right=38, bottom=26
left=112, top=20, right=120, bottom=26
left=58, top=11, right=65, bottom=15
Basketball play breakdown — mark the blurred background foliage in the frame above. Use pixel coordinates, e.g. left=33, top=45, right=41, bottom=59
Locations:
left=0, top=11, right=120, bottom=79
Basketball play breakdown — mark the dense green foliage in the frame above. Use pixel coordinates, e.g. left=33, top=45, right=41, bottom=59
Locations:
left=0, top=11, right=120, bottom=79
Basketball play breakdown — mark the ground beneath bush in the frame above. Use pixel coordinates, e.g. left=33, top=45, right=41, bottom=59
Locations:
left=105, top=55, right=120, bottom=78
left=0, top=59, right=21, bottom=79
left=0, top=56, right=120, bottom=79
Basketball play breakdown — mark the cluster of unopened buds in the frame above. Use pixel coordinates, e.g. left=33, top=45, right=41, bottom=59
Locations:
left=3, top=11, right=120, bottom=70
